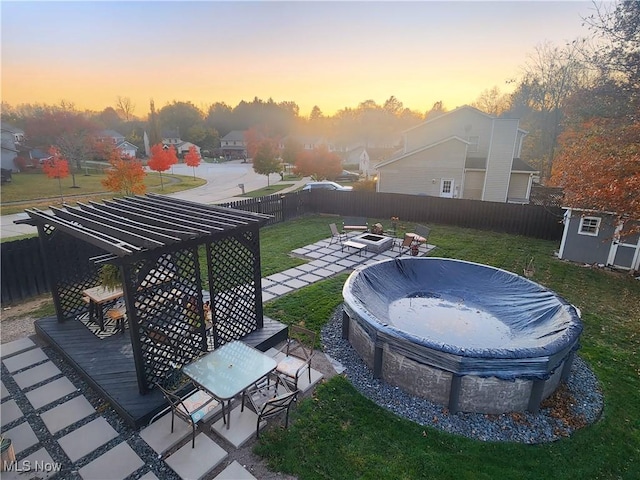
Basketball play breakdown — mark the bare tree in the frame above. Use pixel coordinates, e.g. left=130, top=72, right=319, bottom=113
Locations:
left=116, top=96, right=136, bottom=121
left=584, top=0, right=640, bottom=91
left=516, top=41, right=593, bottom=180
left=471, top=86, right=510, bottom=116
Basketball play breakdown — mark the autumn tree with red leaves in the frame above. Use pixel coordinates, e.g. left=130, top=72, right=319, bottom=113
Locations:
left=184, top=145, right=201, bottom=180
left=102, top=149, right=146, bottom=196
left=551, top=117, right=640, bottom=221
left=148, top=143, right=178, bottom=190
left=293, top=145, right=342, bottom=180
left=43, top=147, right=70, bottom=203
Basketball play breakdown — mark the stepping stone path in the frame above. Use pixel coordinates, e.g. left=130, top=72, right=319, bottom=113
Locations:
left=0, top=236, right=388, bottom=478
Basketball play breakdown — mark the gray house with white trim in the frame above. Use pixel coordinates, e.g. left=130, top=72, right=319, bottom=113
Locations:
left=374, top=106, right=537, bottom=203
left=558, top=208, right=640, bottom=272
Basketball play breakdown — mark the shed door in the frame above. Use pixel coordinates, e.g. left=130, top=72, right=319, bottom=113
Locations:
left=607, top=223, right=640, bottom=270
left=440, top=179, right=454, bottom=198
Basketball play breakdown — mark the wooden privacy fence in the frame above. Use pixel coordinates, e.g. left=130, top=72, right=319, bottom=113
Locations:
left=2, top=190, right=564, bottom=303
left=1, top=236, right=48, bottom=304
left=303, top=190, right=565, bottom=240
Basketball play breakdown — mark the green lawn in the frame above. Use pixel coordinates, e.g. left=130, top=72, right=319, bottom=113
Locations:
left=240, top=183, right=294, bottom=198
left=3, top=214, right=638, bottom=478
left=0, top=171, right=206, bottom=215
left=255, top=217, right=640, bottom=480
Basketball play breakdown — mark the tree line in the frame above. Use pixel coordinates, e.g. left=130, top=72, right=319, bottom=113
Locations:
left=2, top=1, right=638, bottom=220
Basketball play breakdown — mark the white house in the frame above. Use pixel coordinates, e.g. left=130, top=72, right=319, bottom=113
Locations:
left=558, top=208, right=640, bottom=272
left=374, top=106, right=537, bottom=202
left=98, top=130, right=138, bottom=158
left=1, top=123, right=22, bottom=172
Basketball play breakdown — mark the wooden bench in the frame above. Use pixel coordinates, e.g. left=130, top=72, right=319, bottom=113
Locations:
left=342, top=217, right=368, bottom=232
left=342, top=240, right=367, bottom=256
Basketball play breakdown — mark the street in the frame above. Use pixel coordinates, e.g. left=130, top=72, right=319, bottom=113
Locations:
left=0, top=160, right=308, bottom=239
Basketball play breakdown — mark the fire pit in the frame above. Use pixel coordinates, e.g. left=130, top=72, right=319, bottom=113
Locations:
left=351, top=233, right=394, bottom=253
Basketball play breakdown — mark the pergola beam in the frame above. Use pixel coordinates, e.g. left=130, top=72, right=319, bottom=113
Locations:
left=76, top=202, right=184, bottom=244
left=50, top=206, right=166, bottom=250
left=25, top=209, right=138, bottom=256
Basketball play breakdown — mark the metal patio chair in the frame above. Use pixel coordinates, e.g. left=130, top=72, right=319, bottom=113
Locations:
left=275, top=325, right=316, bottom=391
left=242, top=372, right=298, bottom=438
left=329, top=223, right=346, bottom=245
left=155, top=381, right=220, bottom=448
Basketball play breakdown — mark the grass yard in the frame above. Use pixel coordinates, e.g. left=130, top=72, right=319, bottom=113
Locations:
left=0, top=171, right=206, bottom=215
left=255, top=217, right=640, bottom=480
left=3, top=214, right=638, bottom=478
left=240, top=183, right=294, bottom=198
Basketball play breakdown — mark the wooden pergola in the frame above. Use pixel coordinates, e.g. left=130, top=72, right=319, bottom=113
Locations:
left=23, top=194, right=274, bottom=396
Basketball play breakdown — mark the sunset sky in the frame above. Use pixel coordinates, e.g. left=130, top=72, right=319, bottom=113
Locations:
left=2, top=1, right=596, bottom=118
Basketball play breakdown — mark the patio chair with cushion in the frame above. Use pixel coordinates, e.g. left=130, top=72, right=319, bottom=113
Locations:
left=413, top=224, right=431, bottom=245
left=155, top=381, right=221, bottom=448
left=275, top=325, right=316, bottom=391
left=242, top=372, right=298, bottom=438
left=329, top=223, right=346, bottom=245
left=395, top=234, right=415, bottom=256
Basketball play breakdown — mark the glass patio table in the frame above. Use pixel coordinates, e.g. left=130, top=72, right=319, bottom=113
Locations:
left=182, top=340, right=277, bottom=429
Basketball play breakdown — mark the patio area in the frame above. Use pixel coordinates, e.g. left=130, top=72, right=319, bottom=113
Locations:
left=1, top=230, right=436, bottom=479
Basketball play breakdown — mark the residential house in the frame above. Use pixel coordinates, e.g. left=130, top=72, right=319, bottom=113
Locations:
left=161, top=130, right=201, bottom=157
left=343, top=145, right=395, bottom=178
left=558, top=208, right=640, bottom=272
left=98, top=129, right=138, bottom=158
left=374, top=106, right=537, bottom=202
left=220, top=130, right=247, bottom=159
left=1, top=123, right=23, bottom=171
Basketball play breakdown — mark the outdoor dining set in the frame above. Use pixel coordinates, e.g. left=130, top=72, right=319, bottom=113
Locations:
left=157, top=324, right=316, bottom=446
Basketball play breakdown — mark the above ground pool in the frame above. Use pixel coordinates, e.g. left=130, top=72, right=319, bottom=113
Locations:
left=341, top=257, right=583, bottom=414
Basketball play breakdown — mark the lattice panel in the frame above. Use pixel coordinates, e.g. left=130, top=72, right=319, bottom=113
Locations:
left=207, top=231, right=260, bottom=346
left=44, top=228, right=105, bottom=320
left=130, top=249, right=208, bottom=390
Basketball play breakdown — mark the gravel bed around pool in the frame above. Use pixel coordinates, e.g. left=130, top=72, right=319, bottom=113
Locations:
left=322, top=306, right=604, bottom=444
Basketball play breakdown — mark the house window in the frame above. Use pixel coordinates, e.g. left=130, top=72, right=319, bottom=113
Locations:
left=579, top=217, right=601, bottom=236
left=468, top=136, right=479, bottom=153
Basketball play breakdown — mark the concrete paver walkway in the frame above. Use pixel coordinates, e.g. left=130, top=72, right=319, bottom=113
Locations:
left=0, top=234, right=434, bottom=479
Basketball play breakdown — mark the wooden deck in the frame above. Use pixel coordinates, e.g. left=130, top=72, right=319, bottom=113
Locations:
left=35, top=315, right=288, bottom=429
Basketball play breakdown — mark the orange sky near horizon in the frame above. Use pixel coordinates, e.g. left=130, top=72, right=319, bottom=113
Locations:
left=1, top=1, right=595, bottom=118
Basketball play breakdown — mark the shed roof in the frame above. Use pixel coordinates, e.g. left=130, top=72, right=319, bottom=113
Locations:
left=19, top=194, right=271, bottom=257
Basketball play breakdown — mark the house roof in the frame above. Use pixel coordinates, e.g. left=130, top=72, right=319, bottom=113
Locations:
left=99, top=129, right=124, bottom=138
left=1, top=123, right=25, bottom=135
left=375, top=136, right=469, bottom=169
left=221, top=130, right=246, bottom=142
left=512, top=158, right=537, bottom=172
left=116, top=141, right=138, bottom=151
left=464, top=157, right=537, bottom=172
left=402, top=105, right=527, bottom=136
left=465, top=157, right=487, bottom=169
left=18, top=194, right=271, bottom=257
left=30, top=148, right=52, bottom=160
left=403, top=105, right=493, bottom=133
left=162, top=130, right=180, bottom=139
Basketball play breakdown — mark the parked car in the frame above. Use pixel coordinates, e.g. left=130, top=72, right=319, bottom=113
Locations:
left=333, top=170, right=360, bottom=182
left=302, top=181, right=353, bottom=192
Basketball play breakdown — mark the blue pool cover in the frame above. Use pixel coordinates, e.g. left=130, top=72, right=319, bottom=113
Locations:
left=343, top=257, right=583, bottom=363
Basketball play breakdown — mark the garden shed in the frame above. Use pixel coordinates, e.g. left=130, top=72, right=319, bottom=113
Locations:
left=558, top=208, right=640, bottom=272
left=21, top=194, right=287, bottom=426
